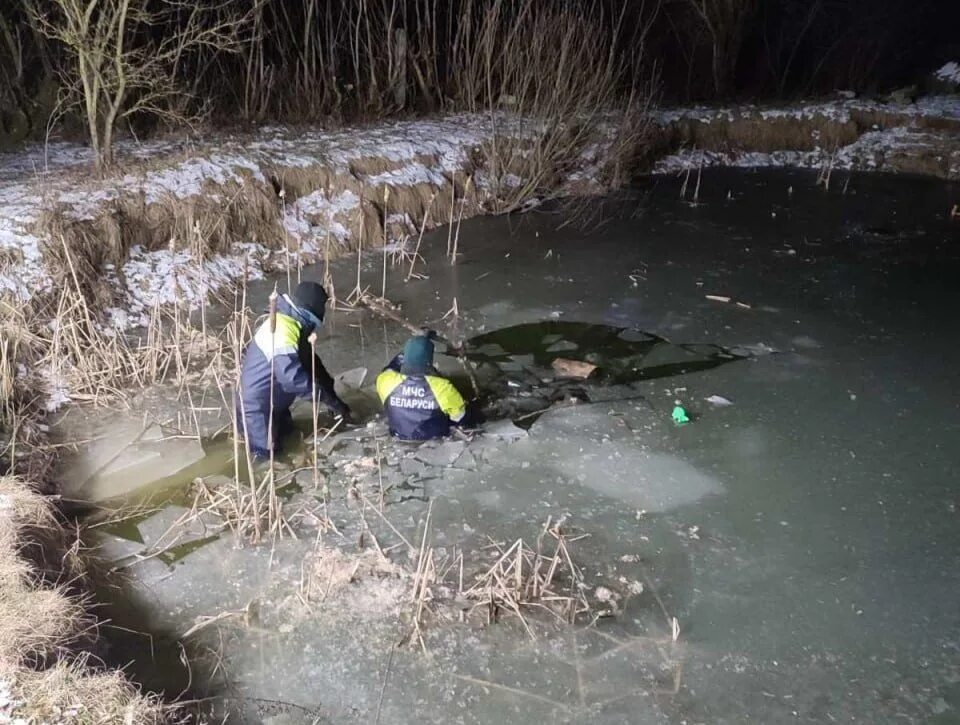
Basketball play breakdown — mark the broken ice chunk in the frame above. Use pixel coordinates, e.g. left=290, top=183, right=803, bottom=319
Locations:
left=705, top=395, right=733, bottom=406
left=545, top=340, right=578, bottom=353
left=483, top=420, right=528, bottom=442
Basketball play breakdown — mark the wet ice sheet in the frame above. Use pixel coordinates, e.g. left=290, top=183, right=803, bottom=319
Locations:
left=100, top=168, right=960, bottom=723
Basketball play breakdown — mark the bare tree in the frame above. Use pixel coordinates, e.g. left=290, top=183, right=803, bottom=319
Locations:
left=35, top=0, right=248, bottom=170
left=687, top=0, right=757, bottom=97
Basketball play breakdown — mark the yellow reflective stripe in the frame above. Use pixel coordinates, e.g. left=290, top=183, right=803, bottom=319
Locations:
left=426, top=376, right=466, bottom=421
left=254, top=313, right=301, bottom=358
left=376, top=369, right=406, bottom=402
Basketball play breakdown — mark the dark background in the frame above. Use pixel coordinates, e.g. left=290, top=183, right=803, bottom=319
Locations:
left=1, top=0, right=958, bottom=143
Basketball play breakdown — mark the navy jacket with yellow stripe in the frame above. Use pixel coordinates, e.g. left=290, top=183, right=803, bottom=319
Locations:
left=237, top=295, right=345, bottom=456
left=376, top=356, right=467, bottom=440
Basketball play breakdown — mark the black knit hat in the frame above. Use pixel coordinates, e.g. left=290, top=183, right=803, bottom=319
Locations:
left=292, top=281, right=328, bottom=323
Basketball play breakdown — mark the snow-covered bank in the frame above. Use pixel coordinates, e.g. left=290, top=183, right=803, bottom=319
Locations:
left=652, top=95, right=960, bottom=178
left=935, top=62, right=960, bottom=88
left=0, top=114, right=617, bottom=329
left=652, top=94, right=960, bottom=126
left=1, top=96, right=958, bottom=335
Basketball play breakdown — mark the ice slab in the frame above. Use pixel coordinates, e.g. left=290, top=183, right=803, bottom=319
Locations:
left=545, top=339, right=578, bottom=352
left=334, top=366, right=368, bottom=393
left=137, top=505, right=218, bottom=548
left=729, top=342, right=778, bottom=357
left=71, top=429, right=206, bottom=503
left=400, top=456, right=428, bottom=477
left=483, top=420, right=529, bottom=442
left=415, top=440, right=466, bottom=467
left=528, top=406, right=722, bottom=511
left=83, top=439, right=205, bottom=501
left=93, top=532, right=146, bottom=562
left=71, top=421, right=158, bottom=485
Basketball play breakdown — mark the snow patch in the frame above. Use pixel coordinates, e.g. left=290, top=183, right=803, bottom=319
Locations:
left=40, top=364, right=72, bottom=412
left=0, top=679, right=26, bottom=725
left=934, top=62, right=960, bottom=86
left=654, top=123, right=957, bottom=176
left=283, top=189, right=361, bottom=251
left=119, top=241, right=268, bottom=326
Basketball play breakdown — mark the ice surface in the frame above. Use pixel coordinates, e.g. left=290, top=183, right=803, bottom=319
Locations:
left=64, top=419, right=206, bottom=503
left=482, top=420, right=529, bottom=442
left=415, top=440, right=466, bottom=467
left=65, top=169, right=960, bottom=723
left=526, top=406, right=721, bottom=511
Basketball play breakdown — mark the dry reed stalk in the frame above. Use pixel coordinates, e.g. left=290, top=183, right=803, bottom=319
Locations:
left=693, top=152, right=704, bottom=203
left=348, top=201, right=366, bottom=304
left=382, top=187, right=391, bottom=297
left=309, top=332, right=321, bottom=492
left=459, top=520, right=591, bottom=636
left=323, top=229, right=335, bottom=304
left=445, top=184, right=456, bottom=259
left=193, top=220, right=208, bottom=339
left=234, top=261, right=260, bottom=541
left=450, top=175, right=472, bottom=265
left=408, top=499, right=435, bottom=651
left=817, top=145, right=838, bottom=190
left=264, top=287, right=280, bottom=541
left=406, top=192, right=436, bottom=281
left=280, top=188, right=292, bottom=293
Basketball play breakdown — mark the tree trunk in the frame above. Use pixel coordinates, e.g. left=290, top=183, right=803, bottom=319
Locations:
left=392, top=27, right=407, bottom=108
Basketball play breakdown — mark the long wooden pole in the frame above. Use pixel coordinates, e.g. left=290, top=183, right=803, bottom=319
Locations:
left=358, top=293, right=480, bottom=400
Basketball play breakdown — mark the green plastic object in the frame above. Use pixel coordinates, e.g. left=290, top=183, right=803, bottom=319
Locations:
left=672, top=405, right=690, bottom=426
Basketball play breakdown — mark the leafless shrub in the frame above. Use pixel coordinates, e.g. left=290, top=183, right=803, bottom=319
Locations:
left=34, top=0, right=250, bottom=170
left=449, top=0, right=658, bottom=213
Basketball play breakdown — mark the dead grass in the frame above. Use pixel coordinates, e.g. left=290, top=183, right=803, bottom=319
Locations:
left=0, top=655, right=168, bottom=724
left=0, top=477, right=80, bottom=663
left=403, top=514, right=596, bottom=649
left=0, top=475, right=172, bottom=722
left=663, top=115, right=861, bottom=154
left=458, top=518, right=592, bottom=633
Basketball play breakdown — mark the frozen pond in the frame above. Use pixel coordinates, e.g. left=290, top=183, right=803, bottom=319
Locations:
left=77, top=168, right=960, bottom=723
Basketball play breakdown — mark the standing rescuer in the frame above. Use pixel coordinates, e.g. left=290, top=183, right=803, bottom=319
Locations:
left=237, top=281, right=350, bottom=459
left=376, top=332, right=477, bottom=440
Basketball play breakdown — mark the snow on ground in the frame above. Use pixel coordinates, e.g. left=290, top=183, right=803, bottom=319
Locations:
left=653, top=95, right=960, bottom=175
left=935, top=62, right=960, bottom=87
left=112, top=241, right=269, bottom=326
left=282, top=188, right=360, bottom=251
left=0, top=97, right=956, bottom=364
left=654, top=124, right=960, bottom=176
left=651, top=94, right=960, bottom=126
left=0, top=113, right=557, bottom=318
